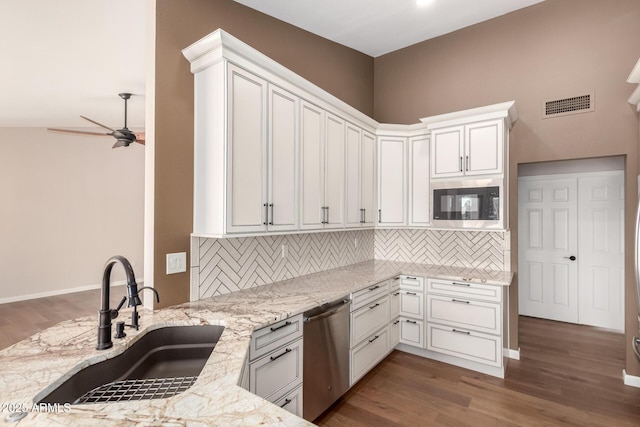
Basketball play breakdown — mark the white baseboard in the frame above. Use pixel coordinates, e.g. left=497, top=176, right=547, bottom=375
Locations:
left=503, top=347, right=521, bottom=360
left=0, top=278, right=144, bottom=305
left=623, top=369, right=640, bottom=388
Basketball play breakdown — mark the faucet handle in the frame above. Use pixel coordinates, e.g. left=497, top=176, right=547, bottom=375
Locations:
left=111, top=296, right=127, bottom=319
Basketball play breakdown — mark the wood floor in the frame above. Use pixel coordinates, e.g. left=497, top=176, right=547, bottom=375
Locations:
left=2, top=290, right=639, bottom=425
left=316, top=317, right=640, bottom=426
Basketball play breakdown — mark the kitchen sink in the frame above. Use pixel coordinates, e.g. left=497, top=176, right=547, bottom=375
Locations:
left=37, top=324, right=224, bottom=405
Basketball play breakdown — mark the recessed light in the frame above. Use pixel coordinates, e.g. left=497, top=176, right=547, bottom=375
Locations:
left=416, top=0, right=434, bottom=7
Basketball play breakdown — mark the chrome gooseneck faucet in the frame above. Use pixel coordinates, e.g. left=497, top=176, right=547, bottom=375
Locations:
left=97, top=255, right=159, bottom=350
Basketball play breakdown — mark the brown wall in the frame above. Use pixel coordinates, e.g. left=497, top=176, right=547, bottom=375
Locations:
left=374, top=0, right=640, bottom=374
left=153, top=0, right=374, bottom=307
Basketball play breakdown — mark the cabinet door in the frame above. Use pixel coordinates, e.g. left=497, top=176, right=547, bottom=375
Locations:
left=378, top=137, right=406, bottom=225
left=465, top=120, right=504, bottom=176
left=350, top=326, right=389, bottom=385
left=300, top=101, right=325, bottom=230
left=273, top=385, right=303, bottom=417
left=226, top=64, right=267, bottom=233
left=250, top=339, right=303, bottom=401
left=345, top=124, right=362, bottom=228
left=399, top=290, right=424, bottom=319
left=389, top=289, right=401, bottom=319
left=268, top=85, right=298, bottom=232
left=361, top=131, right=376, bottom=226
left=431, top=126, right=464, bottom=179
left=409, top=135, right=430, bottom=226
left=389, top=318, right=400, bottom=349
left=325, top=113, right=346, bottom=228
left=399, top=318, right=424, bottom=348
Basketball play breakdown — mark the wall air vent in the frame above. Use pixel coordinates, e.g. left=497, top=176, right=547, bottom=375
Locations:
left=542, top=92, right=594, bottom=118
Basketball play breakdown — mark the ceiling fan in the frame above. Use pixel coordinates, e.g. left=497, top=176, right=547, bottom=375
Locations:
left=47, top=93, right=145, bottom=148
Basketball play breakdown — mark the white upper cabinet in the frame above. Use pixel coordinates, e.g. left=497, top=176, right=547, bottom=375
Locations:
left=345, top=126, right=376, bottom=227
left=226, top=64, right=268, bottom=233
left=424, top=102, right=516, bottom=180
left=377, top=137, right=406, bottom=226
left=408, top=135, right=430, bottom=226
left=324, top=113, right=346, bottom=228
left=300, top=101, right=326, bottom=230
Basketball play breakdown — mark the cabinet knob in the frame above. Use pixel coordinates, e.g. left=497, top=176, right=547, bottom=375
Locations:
left=563, top=255, right=577, bottom=261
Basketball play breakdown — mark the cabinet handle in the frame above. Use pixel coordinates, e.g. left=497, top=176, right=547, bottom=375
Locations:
left=466, top=155, right=469, bottom=171
left=321, top=206, right=326, bottom=224
left=268, top=203, right=274, bottom=225
left=269, top=321, right=292, bottom=332
left=368, top=335, right=379, bottom=343
left=280, top=398, right=292, bottom=408
left=451, top=282, right=471, bottom=287
left=405, top=276, right=417, bottom=280
left=360, top=208, right=365, bottom=224
left=368, top=285, right=380, bottom=291
left=326, top=206, right=330, bottom=224
left=405, top=320, right=417, bottom=324
left=378, top=209, right=381, bottom=222
left=393, top=320, right=400, bottom=325
left=263, top=203, right=268, bottom=225
left=459, top=156, right=463, bottom=172
left=452, top=299, right=470, bottom=304
left=369, top=303, right=380, bottom=310
left=452, top=329, right=471, bottom=335
left=392, top=292, right=400, bottom=296
left=405, top=292, right=417, bottom=296
left=270, top=348, right=292, bottom=361
left=393, top=277, right=400, bottom=281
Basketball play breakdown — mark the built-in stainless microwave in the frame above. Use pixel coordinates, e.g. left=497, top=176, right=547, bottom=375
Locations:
left=431, top=180, right=504, bottom=229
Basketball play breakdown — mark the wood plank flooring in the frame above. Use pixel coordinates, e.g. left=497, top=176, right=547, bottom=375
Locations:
left=2, top=290, right=639, bottom=426
left=316, top=317, right=640, bottom=426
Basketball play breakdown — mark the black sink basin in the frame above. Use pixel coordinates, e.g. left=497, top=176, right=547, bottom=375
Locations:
left=37, top=324, right=225, bottom=405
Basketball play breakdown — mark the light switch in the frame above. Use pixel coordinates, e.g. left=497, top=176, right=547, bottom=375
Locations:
left=166, top=252, right=187, bottom=275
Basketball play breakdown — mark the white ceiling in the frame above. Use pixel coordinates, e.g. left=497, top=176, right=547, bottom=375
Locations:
left=0, top=0, right=146, bottom=128
left=0, top=0, right=545, bottom=128
left=234, top=0, right=546, bottom=57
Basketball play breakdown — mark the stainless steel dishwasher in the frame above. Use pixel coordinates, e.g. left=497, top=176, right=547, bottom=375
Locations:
left=303, top=297, right=351, bottom=422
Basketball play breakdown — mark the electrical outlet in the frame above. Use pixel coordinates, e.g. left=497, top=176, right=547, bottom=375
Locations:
left=281, top=244, right=288, bottom=259
left=166, top=252, right=187, bottom=275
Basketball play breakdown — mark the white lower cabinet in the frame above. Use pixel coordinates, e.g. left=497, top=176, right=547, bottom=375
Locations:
left=426, top=324, right=501, bottom=367
left=247, top=316, right=304, bottom=417
left=389, top=317, right=400, bottom=348
left=399, top=317, right=424, bottom=348
left=273, top=384, right=303, bottom=417
left=350, top=295, right=389, bottom=344
left=350, top=326, right=389, bottom=384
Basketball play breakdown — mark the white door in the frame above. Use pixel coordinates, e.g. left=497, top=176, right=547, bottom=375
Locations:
left=518, top=177, right=579, bottom=323
left=267, top=85, right=298, bottom=232
left=226, top=64, right=267, bottom=233
left=408, top=135, right=430, bottom=226
left=577, top=172, right=624, bottom=331
left=465, top=119, right=503, bottom=176
left=324, top=113, right=345, bottom=228
left=431, top=126, right=463, bottom=178
left=299, top=101, right=325, bottom=230
left=361, top=131, right=376, bottom=226
left=518, top=172, right=624, bottom=330
left=378, top=137, right=406, bottom=225
left=345, top=124, right=361, bottom=227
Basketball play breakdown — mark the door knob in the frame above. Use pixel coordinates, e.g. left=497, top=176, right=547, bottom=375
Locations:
left=563, top=255, right=577, bottom=261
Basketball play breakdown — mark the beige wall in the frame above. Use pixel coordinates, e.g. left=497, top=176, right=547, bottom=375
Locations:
left=153, top=0, right=374, bottom=308
left=374, top=0, right=640, bottom=375
left=0, top=128, right=144, bottom=301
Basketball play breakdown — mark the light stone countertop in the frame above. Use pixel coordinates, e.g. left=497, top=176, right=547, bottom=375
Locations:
left=0, top=260, right=512, bottom=426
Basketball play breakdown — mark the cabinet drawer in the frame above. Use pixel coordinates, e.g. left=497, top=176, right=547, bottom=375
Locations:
left=250, top=338, right=303, bottom=401
left=400, top=275, right=425, bottom=291
left=351, top=295, right=389, bottom=346
left=273, top=384, right=303, bottom=418
left=427, top=279, right=502, bottom=303
left=390, top=276, right=401, bottom=292
left=427, top=295, right=501, bottom=335
left=352, top=280, right=389, bottom=311
left=250, top=314, right=303, bottom=361
left=399, top=290, right=424, bottom=319
left=351, top=326, right=389, bottom=384
left=399, top=317, right=424, bottom=348
left=389, top=317, right=400, bottom=349
left=389, top=289, right=401, bottom=319
left=427, top=323, right=501, bottom=368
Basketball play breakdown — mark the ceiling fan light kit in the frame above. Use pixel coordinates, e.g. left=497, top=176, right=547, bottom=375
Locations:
left=47, top=93, right=145, bottom=149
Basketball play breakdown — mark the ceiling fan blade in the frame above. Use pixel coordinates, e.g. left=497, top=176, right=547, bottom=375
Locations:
left=47, top=128, right=112, bottom=137
left=134, top=132, right=145, bottom=144
left=80, top=115, right=116, bottom=132
left=112, top=140, right=125, bottom=149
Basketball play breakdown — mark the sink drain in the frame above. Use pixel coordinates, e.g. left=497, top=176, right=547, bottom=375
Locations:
left=74, top=376, right=199, bottom=404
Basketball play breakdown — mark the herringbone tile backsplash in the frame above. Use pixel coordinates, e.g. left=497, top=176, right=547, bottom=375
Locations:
left=192, top=228, right=507, bottom=300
